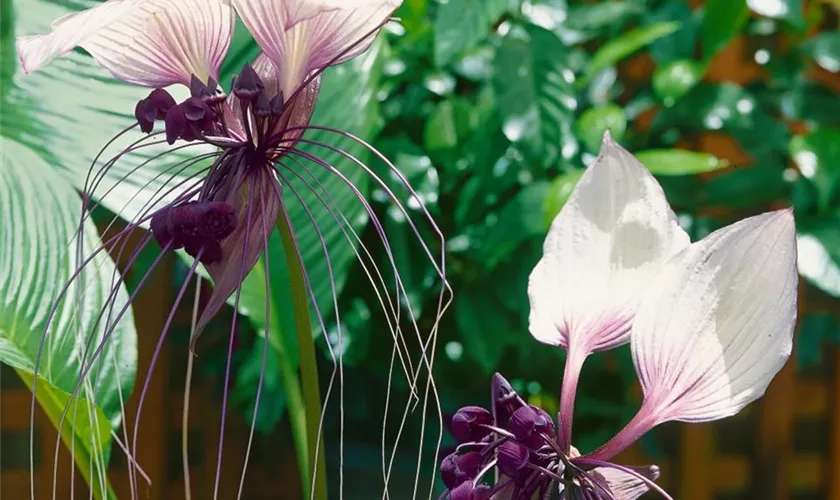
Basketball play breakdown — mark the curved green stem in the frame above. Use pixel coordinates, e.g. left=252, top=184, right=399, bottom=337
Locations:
left=276, top=213, right=328, bottom=500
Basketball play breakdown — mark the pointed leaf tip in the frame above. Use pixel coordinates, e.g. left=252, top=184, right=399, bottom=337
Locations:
left=631, top=210, right=798, bottom=424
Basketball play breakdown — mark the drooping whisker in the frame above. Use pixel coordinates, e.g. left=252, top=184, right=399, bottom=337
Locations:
left=277, top=155, right=417, bottom=394
left=276, top=154, right=426, bottom=496
left=282, top=147, right=446, bottom=498
left=80, top=143, right=216, bottom=234
left=237, top=176, right=274, bottom=500
left=264, top=176, right=337, bottom=498
left=213, top=173, right=259, bottom=500
left=272, top=167, right=358, bottom=496
left=285, top=147, right=428, bottom=382
left=129, top=253, right=203, bottom=491
left=47, top=234, right=164, bottom=499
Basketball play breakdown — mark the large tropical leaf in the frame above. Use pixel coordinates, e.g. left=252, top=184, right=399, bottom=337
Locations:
left=0, top=137, right=136, bottom=499
left=0, top=0, right=137, bottom=498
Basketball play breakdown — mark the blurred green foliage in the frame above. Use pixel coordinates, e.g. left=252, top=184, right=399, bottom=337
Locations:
left=292, top=0, right=840, bottom=488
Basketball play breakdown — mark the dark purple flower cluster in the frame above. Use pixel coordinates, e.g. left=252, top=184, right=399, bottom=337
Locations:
left=134, top=77, right=225, bottom=144
left=440, top=374, right=657, bottom=500
left=440, top=374, right=560, bottom=499
left=150, top=201, right=236, bottom=264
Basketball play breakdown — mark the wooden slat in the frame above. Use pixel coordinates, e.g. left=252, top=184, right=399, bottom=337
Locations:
left=754, top=358, right=797, bottom=500
left=828, top=348, right=840, bottom=499
left=679, top=423, right=714, bottom=500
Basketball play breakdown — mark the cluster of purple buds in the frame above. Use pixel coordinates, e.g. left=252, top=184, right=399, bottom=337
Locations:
left=150, top=201, right=236, bottom=264
left=441, top=374, right=655, bottom=499
left=232, top=64, right=285, bottom=119
left=441, top=375, right=558, bottom=499
left=134, top=76, right=225, bottom=144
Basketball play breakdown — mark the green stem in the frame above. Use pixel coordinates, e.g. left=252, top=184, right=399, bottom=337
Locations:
left=276, top=214, right=328, bottom=500
left=268, top=323, right=311, bottom=498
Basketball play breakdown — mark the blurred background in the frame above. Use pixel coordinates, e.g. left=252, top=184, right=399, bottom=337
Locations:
left=3, top=0, right=840, bottom=498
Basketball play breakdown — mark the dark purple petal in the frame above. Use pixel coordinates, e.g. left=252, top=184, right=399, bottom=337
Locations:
left=183, top=96, right=210, bottom=121
left=147, top=88, right=176, bottom=118
left=165, top=105, right=187, bottom=144
left=448, top=481, right=490, bottom=500
left=497, top=441, right=530, bottom=478
left=451, top=406, right=493, bottom=443
left=195, top=171, right=280, bottom=340
left=150, top=207, right=179, bottom=248
left=134, top=98, right=156, bottom=133
left=440, top=451, right=483, bottom=489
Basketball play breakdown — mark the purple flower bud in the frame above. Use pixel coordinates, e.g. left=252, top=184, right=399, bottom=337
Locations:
left=451, top=406, right=493, bottom=443
left=440, top=452, right=483, bottom=489
left=150, top=207, right=179, bottom=249
left=185, top=239, right=223, bottom=265
left=269, top=93, right=285, bottom=116
left=199, top=202, right=237, bottom=240
left=491, top=373, right=524, bottom=427
left=448, top=481, right=491, bottom=500
left=233, top=63, right=265, bottom=101
left=509, top=405, right=554, bottom=449
left=497, top=441, right=530, bottom=478
left=135, top=88, right=177, bottom=134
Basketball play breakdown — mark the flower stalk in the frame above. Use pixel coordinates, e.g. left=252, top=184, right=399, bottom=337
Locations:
left=277, top=208, right=328, bottom=500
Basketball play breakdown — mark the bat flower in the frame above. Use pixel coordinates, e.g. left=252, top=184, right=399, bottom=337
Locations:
left=19, top=0, right=449, bottom=494
left=440, top=134, right=798, bottom=499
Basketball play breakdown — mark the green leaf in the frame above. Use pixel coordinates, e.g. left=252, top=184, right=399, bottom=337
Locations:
left=424, top=99, right=476, bottom=151
left=433, top=0, right=508, bottom=66
left=477, top=182, right=550, bottom=269
left=635, top=149, right=729, bottom=176
left=576, top=104, right=627, bottom=153
left=798, top=216, right=840, bottom=297
left=647, top=1, right=699, bottom=65
left=563, top=1, right=644, bottom=34
left=494, top=24, right=577, bottom=166
left=15, top=370, right=114, bottom=497
left=654, top=83, right=790, bottom=160
left=0, top=0, right=13, bottom=86
left=780, top=81, right=840, bottom=126
left=0, top=139, right=136, bottom=499
left=789, top=127, right=840, bottom=210
left=581, top=22, right=680, bottom=84
left=652, top=60, right=705, bottom=106
left=802, top=32, right=840, bottom=73
left=701, top=0, right=749, bottom=59
left=542, top=170, right=584, bottom=227
left=747, top=0, right=806, bottom=31
left=5, top=0, right=204, bottom=222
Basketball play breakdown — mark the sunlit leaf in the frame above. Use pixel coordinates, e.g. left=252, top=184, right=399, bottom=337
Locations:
left=581, top=22, right=680, bottom=84
left=701, top=0, right=749, bottom=59
left=1, top=139, right=135, bottom=499
left=494, top=23, right=577, bottom=166
left=789, top=127, right=840, bottom=210
left=652, top=60, right=705, bottom=106
left=798, top=216, right=840, bottom=297
left=635, top=149, right=729, bottom=176
left=576, top=104, right=627, bottom=153
left=542, top=170, right=584, bottom=228
left=802, top=32, right=840, bottom=73
left=433, top=0, right=508, bottom=66
left=748, top=0, right=806, bottom=31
